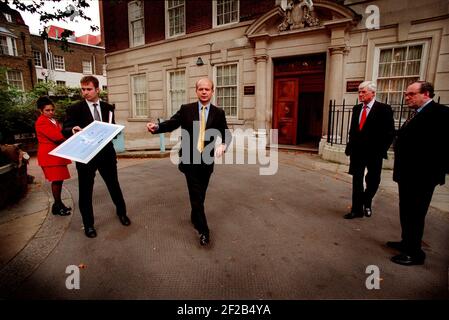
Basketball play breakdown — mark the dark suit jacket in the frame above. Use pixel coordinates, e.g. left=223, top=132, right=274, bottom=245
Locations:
left=156, top=102, right=231, bottom=173
left=62, top=100, right=117, bottom=162
left=345, top=100, right=395, bottom=160
left=393, top=101, right=449, bottom=186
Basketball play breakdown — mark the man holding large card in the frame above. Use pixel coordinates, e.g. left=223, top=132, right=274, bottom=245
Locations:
left=62, top=76, right=130, bottom=238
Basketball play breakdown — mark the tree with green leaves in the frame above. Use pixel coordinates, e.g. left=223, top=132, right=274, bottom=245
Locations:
left=1, top=0, right=99, bottom=50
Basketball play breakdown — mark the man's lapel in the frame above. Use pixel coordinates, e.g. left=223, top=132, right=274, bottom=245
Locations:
left=206, top=104, right=216, bottom=129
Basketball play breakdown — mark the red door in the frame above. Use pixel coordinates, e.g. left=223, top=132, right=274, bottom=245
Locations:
left=273, top=78, right=299, bottom=145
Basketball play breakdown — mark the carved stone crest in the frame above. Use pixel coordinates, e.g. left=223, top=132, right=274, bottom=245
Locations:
left=279, top=0, right=320, bottom=31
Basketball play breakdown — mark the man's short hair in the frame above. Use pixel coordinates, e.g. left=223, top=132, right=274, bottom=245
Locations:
left=359, top=80, right=377, bottom=92
left=80, top=75, right=99, bottom=89
left=195, top=78, right=214, bottom=90
left=415, top=81, right=435, bottom=98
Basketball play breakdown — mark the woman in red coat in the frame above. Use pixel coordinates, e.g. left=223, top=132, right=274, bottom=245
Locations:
left=35, top=96, right=72, bottom=216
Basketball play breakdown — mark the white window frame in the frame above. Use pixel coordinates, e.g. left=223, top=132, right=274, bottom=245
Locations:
left=56, top=80, right=66, bottom=87
left=167, top=69, right=186, bottom=116
left=214, top=63, right=239, bottom=118
left=6, top=70, right=24, bottom=90
left=128, top=1, right=145, bottom=48
left=53, top=55, right=65, bottom=70
left=372, top=41, right=429, bottom=105
left=130, top=74, right=148, bottom=118
left=82, top=60, right=93, bottom=74
left=213, top=0, right=239, bottom=28
left=165, top=0, right=185, bottom=38
left=33, top=50, right=42, bottom=67
left=4, top=13, right=12, bottom=22
left=0, top=35, right=17, bottom=56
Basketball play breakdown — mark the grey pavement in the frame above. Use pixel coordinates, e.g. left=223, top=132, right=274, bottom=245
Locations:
left=0, top=151, right=448, bottom=299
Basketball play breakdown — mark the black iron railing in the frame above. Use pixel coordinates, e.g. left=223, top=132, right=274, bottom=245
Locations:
left=326, top=97, right=443, bottom=146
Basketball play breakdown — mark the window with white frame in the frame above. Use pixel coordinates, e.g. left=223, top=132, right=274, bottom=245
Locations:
left=56, top=80, right=66, bottom=87
left=166, top=0, right=185, bottom=37
left=375, top=44, right=424, bottom=105
left=214, top=0, right=239, bottom=27
left=33, top=50, right=42, bottom=67
left=131, top=74, right=148, bottom=117
left=168, top=70, right=186, bottom=115
left=6, top=70, right=23, bottom=90
left=0, top=35, right=17, bottom=56
left=216, top=64, right=238, bottom=117
left=128, top=1, right=145, bottom=47
left=4, top=13, right=12, bottom=22
left=82, top=60, right=92, bottom=74
left=53, top=55, right=65, bottom=70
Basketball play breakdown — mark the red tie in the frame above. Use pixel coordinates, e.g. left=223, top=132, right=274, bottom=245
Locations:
left=359, top=104, right=367, bottom=130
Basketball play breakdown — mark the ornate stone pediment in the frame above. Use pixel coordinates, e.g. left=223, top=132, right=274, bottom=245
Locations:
left=245, top=0, right=361, bottom=40
left=278, top=0, right=320, bottom=31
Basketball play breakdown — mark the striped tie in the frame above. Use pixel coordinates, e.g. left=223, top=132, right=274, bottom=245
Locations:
left=93, top=103, right=101, bottom=121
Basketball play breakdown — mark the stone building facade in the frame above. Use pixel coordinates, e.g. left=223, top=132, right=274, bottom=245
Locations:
left=100, top=0, right=449, bottom=153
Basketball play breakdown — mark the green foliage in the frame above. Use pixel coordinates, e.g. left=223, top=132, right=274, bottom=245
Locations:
left=0, top=78, right=91, bottom=144
left=2, top=0, right=99, bottom=51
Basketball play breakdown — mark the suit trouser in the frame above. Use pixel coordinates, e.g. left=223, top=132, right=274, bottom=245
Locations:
left=398, top=180, right=435, bottom=257
left=183, top=166, right=212, bottom=235
left=350, top=155, right=383, bottom=212
left=76, top=158, right=126, bottom=228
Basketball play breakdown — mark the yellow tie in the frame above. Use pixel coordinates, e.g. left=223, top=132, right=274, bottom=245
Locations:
left=197, top=106, right=206, bottom=153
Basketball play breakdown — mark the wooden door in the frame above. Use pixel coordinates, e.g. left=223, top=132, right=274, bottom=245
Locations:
left=273, top=78, right=299, bottom=145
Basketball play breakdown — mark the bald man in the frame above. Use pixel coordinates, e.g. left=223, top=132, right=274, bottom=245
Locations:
left=147, top=78, right=232, bottom=246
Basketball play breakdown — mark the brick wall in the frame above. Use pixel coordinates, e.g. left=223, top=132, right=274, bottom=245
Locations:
left=0, top=22, right=36, bottom=90
left=186, top=0, right=212, bottom=34
left=145, top=0, right=165, bottom=43
left=240, top=0, right=275, bottom=21
left=102, top=0, right=129, bottom=53
left=30, top=35, right=105, bottom=75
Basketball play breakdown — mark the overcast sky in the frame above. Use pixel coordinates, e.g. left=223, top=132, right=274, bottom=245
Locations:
left=20, top=0, right=101, bottom=36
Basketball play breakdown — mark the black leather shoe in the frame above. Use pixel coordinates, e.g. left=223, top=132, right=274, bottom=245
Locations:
left=199, top=233, right=210, bottom=246
left=84, top=226, right=97, bottom=238
left=52, top=203, right=71, bottom=216
left=391, top=253, right=424, bottom=266
left=343, top=212, right=364, bottom=219
left=386, top=241, right=404, bottom=251
left=118, top=215, right=131, bottom=226
left=364, top=207, right=372, bottom=217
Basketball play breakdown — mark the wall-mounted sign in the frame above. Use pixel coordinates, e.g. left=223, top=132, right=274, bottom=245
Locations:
left=346, top=80, right=363, bottom=92
left=244, top=86, right=255, bottom=95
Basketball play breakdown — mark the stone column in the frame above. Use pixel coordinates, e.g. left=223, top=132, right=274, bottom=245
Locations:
left=254, top=54, right=268, bottom=133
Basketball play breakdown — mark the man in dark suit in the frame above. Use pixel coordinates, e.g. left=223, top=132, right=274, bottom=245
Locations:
left=387, top=81, right=449, bottom=266
left=146, top=78, right=231, bottom=246
left=62, top=76, right=130, bottom=238
left=344, top=81, right=395, bottom=219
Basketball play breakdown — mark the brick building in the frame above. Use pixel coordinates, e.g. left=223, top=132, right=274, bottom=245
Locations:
left=0, top=2, right=36, bottom=90
left=31, top=31, right=107, bottom=89
left=100, top=0, right=449, bottom=153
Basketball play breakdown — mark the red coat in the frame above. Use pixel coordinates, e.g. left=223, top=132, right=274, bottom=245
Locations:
left=35, top=115, right=71, bottom=167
